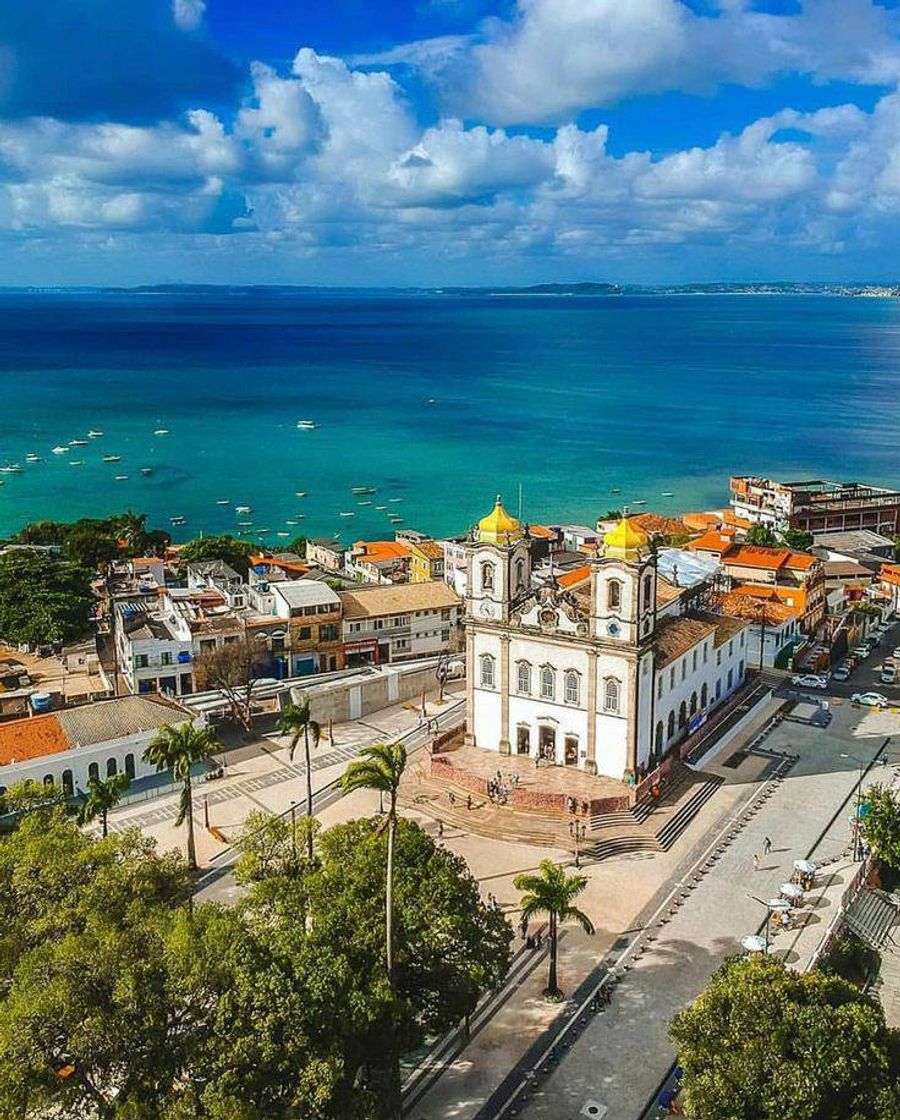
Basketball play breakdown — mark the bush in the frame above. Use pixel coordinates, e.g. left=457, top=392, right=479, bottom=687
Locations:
left=820, top=932, right=880, bottom=988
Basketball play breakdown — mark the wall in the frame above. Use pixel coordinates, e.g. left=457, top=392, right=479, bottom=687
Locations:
left=290, top=662, right=446, bottom=726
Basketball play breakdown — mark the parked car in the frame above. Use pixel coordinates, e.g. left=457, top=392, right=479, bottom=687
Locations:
left=791, top=673, right=828, bottom=690
left=831, top=665, right=852, bottom=682
left=851, top=691, right=891, bottom=707
left=851, top=646, right=870, bottom=659
left=893, top=646, right=900, bottom=659
left=880, top=665, right=897, bottom=685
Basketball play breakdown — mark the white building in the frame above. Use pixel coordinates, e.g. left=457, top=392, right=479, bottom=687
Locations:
left=339, top=582, right=462, bottom=665
left=466, top=499, right=750, bottom=782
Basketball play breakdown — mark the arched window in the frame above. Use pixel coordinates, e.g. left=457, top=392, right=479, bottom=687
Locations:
left=480, top=654, right=495, bottom=689
left=678, top=701, right=687, bottom=729
left=701, top=683, right=708, bottom=709
left=540, top=665, right=555, bottom=700
left=607, top=579, right=622, bottom=610
left=61, top=769, right=74, bottom=796
left=515, top=558, right=526, bottom=591
left=655, top=721, right=664, bottom=753
left=667, top=711, right=675, bottom=739
left=690, top=691, right=698, bottom=715
left=124, top=753, right=136, bottom=780
left=481, top=561, right=495, bottom=592
left=692, top=650, right=698, bottom=672
left=564, top=671, right=580, bottom=705
left=643, top=572, right=653, bottom=609
left=516, top=661, right=531, bottom=695
left=106, top=757, right=118, bottom=778
left=88, top=762, right=100, bottom=783
left=603, top=677, right=621, bottom=713
left=43, top=774, right=54, bottom=790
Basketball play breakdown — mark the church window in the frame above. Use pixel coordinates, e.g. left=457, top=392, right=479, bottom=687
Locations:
left=657, top=675, right=663, bottom=699
left=692, top=649, right=698, bottom=672
left=603, top=677, right=621, bottom=713
left=655, top=721, right=664, bottom=754
left=480, top=654, right=495, bottom=689
left=515, top=558, right=526, bottom=592
left=669, top=666, right=675, bottom=689
left=516, top=661, right=531, bottom=695
left=703, top=643, right=708, bottom=664
left=681, top=659, right=686, bottom=681
left=643, top=573, right=653, bottom=609
left=481, top=562, right=495, bottom=592
left=690, top=691, right=698, bottom=715
left=701, top=683, right=708, bottom=709
left=667, top=711, right=675, bottom=739
left=678, top=701, right=687, bottom=729
left=540, top=665, right=555, bottom=700
left=564, top=671, right=580, bottom=705
left=607, top=579, right=622, bottom=610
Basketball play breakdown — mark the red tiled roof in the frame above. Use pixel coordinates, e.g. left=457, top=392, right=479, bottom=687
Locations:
left=685, top=529, right=736, bottom=554
left=558, top=565, right=591, bottom=588
left=881, top=563, right=900, bottom=587
left=627, top=513, right=688, bottom=537
left=0, top=714, right=70, bottom=766
left=528, top=524, right=556, bottom=540
left=723, top=545, right=792, bottom=570
left=352, top=540, right=411, bottom=561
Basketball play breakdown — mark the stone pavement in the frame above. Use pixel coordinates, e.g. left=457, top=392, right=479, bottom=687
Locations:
left=404, top=698, right=900, bottom=1120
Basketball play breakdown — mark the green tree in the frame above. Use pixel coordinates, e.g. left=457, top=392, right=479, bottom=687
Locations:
left=9, top=520, right=68, bottom=546
left=780, top=528, right=814, bottom=551
left=342, top=742, right=407, bottom=981
left=143, top=722, right=219, bottom=870
left=233, top=809, right=319, bottom=885
left=287, top=535, right=307, bottom=556
left=193, top=636, right=265, bottom=733
left=62, top=520, right=122, bottom=571
left=277, top=696, right=321, bottom=860
left=0, top=550, right=92, bottom=646
left=177, top=535, right=256, bottom=576
left=862, top=784, right=900, bottom=872
left=514, top=859, right=594, bottom=998
left=670, top=954, right=900, bottom=1119
left=745, top=523, right=779, bottom=547
left=77, top=773, right=131, bottom=838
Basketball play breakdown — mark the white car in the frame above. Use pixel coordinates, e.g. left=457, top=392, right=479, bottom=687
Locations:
left=881, top=666, right=897, bottom=685
left=791, top=674, right=828, bottom=690
left=851, top=691, right=891, bottom=708
left=893, top=647, right=900, bottom=659
left=851, top=646, right=870, bottom=659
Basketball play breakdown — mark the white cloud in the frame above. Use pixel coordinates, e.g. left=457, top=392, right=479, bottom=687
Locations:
left=172, top=0, right=205, bottom=32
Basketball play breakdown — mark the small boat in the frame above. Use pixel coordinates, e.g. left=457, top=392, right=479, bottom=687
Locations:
left=216, top=498, right=231, bottom=506
left=375, top=505, right=387, bottom=510
left=357, top=500, right=372, bottom=506
left=52, top=445, right=69, bottom=454
left=632, top=499, right=647, bottom=506
left=295, top=491, right=307, bottom=498
left=87, top=430, right=103, bottom=438
left=257, top=528, right=270, bottom=535
left=235, top=505, right=252, bottom=514
left=296, top=420, right=318, bottom=430
left=389, top=517, right=404, bottom=525
left=69, top=438, right=88, bottom=447
left=276, top=532, right=290, bottom=538
left=351, top=486, right=377, bottom=496
left=0, top=480, right=4, bottom=486
left=0, top=464, right=23, bottom=473
left=286, top=520, right=297, bottom=526
left=610, top=488, right=621, bottom=494
left=140, top=467, right=154, bottom=476
left=661, top=491, right=674, bottom=497
left=114, top=474, right=129, bottom=481
left=427, top=398, right=437, bottom=404
left=170, top=516, right=186, bottom=526
left=102, top=454, right=121, bottom=463
left=339, top=511, right=356, bottom=518
left=388, top=497, right=403, bottom=504
left=69, top=460, right=84, bottom=467
left=25, top=453, right=41, bottom=463
left=154, top=428, right=169, bottom=436
left=237, top=521, right=253, bottom=528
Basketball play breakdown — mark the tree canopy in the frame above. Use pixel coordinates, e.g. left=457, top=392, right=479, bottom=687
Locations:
left=862, top=784, right=900, bottom=872
left=177, top=535, right=256, bottom=576
left=9, top=512, right=166, bottom=571
left=670, top=955, right=900, bottom=1120
left=0, top=549, right=93, bottom=646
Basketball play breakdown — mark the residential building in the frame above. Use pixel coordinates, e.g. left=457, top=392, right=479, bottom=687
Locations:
left=346, top=540, right=410, bottom=585
left=270, top=580, right=344, bottom=675
left=465, top=498, right=749, bottom=782
left=340, top=582, right=462, bottom=665
left=408, top=539, right=445, bottom=583
left=443, top=535, right=469, bottom=597
left=115, top=602, right=195, bottom=696
left=880, top=564, right=900, bottom=615
left=715, top=586, right=806, bottom=669
left=0, top=694, right=195, bottom=799
left=729, top=476, right=900, bottom=536
left=306, top=539, right=346, bottom=572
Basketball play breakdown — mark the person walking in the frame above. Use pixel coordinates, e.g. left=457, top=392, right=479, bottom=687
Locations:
left=753, top=853, right=760, bottom=871
left=437, top=819, right=444, bottom=840
left=763, top=836, right=772, bottom=856
left=467, top=794, right=472, bottom=811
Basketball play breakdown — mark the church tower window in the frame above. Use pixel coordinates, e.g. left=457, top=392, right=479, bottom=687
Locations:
left=607, top=579, right=622, bottom=610
left=603, top=677, right=621, bottom=713
left=515, top=557, right=526, bottom=592
left=481, top=562, right=495, bottom=592
left=540, top=665, right=555, bottom=700
left=480, top=654, right=496, bottom=689
left=516, top=661, right=532, bottom=695
left=643, top=572, right=653, bottom=609
left=564, top=671, right=580, bottom=705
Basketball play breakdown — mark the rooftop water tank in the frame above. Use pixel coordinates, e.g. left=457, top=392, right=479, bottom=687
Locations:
left=30, top=692, right=52, bottom=713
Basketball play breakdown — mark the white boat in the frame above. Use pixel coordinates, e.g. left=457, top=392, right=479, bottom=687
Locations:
left=69, top=439, right=88, bottom=447
left=388, top=497, right=403, bottom=504
left=52, top=446, right=69, bottom=454
left=170, top=516, right=186, bottom=526
left=286, top=520, right=297, bottom=526
left=87, top=430, right=103, bottom=438
left=296, top=420, right=318, bottom=430
left=237, top=521, right=253, bottom=528
left=102, top=454, right=121, bottom=463
left=154, top=428, right=169, bottom=436
left=339, top=511, right=355, bottom=518
left=276, top=532, right=289, bottom=538
left=610, top=488, right=621, bottom=494
left=257, top=528, right=270, bottom=534
left=114, top=474, right=129, bottom=481
left=235, top=505, right=252, bottom=514
left=140, top=467, right=154, bottom=476
left=295, top=491, right=307, bottom=498
left=25, top=453, right=41, bottom=463
left=661, top=491, right=674, bottom=497
left=375, top=505, right=387, bottom=510
left=0, top=464, right=23, bottom=473
left=632, top=499, right=647, bottom=506
left=351, top=486, right=377, bottom=495
left=69, top=460, right=85, bottom=467
left=216, top=499, right=231, bottom=506
left=357, top=500, right=372, bottom=506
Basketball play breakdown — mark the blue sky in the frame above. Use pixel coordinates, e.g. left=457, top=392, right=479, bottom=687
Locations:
left=2, top=0, right=900, bottom=284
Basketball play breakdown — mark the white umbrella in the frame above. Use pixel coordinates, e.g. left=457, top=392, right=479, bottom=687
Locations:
left=741, top=934, right=767, bottom=953
left=781, top=882, right=804, bottom=900
left=767, top=898, right=791, bottom=912
left=793, top=859, right=816, bottom=875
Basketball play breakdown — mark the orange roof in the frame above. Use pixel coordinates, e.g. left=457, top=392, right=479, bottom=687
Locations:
left=528, top=524, right=556, bottom=540
left=130, top=556, right=163, bottom=566
left=559, top=565, right=591, bottom=588
left=352, top=540, right=410, bottom=562
left=685, top=528, right=736, bottom=554
left=785, top=551, right=816, bottom=571
left=681, top=511, right=725, bottom=532
left=627, top=513, right=687, bottom=537
left=718, top=589, right=802, bottom=624
left=0, top=714, right=70, bottom=766
left=723, top=544, right=792, bottom=570
left=881, top=563, right=900, bottom=587
left=722, top=510, right=753, bottom=531
left=725, top=583, right=807, bottom=610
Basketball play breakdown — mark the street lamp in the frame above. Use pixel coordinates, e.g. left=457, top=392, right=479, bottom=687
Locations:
left=435, top=652, right=450, bottom=705
left=569, top=819, right=586, bottom=868
left=840, top=749, right=884, bottom=862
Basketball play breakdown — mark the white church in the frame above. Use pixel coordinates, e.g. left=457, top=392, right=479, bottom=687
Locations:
left=464, top=498, right=750, bottom=783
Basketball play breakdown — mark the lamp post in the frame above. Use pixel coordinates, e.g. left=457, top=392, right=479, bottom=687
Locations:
left=435, top=652, right=450, bottom=706
left=840, top=749, right=884, bottom=862
left=569, top=819, right=586, bottom=868
left=748, top=893, right=775, bottom=952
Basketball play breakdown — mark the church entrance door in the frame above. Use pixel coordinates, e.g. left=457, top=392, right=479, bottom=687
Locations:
left=516, top=726, right=530, bottom=755
left=564, top=735, right=578, bottom=766
left=538, top=725, right=556, bottom=762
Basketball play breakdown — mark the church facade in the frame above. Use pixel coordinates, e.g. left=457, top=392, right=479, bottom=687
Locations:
left=464, top=498, right=750, bottom=782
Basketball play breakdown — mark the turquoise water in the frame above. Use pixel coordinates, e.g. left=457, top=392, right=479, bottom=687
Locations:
left=1, top=289, right=899, bottom=543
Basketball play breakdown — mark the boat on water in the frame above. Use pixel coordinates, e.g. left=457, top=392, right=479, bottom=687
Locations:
left=25, top=453, right=41, bottom=463
left=0, top=464, right=23, bottom=473
left=52, top=445, right=69, bottom=454
left=87, top=430, right=103, bottom=438
left=276, top=532, right=289, bottom=538
left=389, top=517, right=404, bottom=525
left=216, top=499, right=231, bottom=506
left=154, top=428, right=169, bottom=436
left=140, top=467, right=154, bottom=476
left=237, top=521, right=253, bottom=528
left=357, top=500, right=372, bottom=506
left=632, top=499, right=647, bottom=505
left=375, top=505, right=387, bottom=510
left=170, top=517, right=186, bottom=526
left=235, top=505, right=252, bottom=514
left=69, top=438, right=88, bottom=447
left=388, top=497, right=403, bottom=504
left=351, top=486, right=377, bottom=495
left=102, top=454, right=121, bottom=463
left=69, top=460, right=84, bottom=467
left=610, top=488, right=621, bottom=494
left=296, top=420, right=318, bottom=430
left=661, top=491, right=674, bottom=497
left=114, top=474, right=129, bottom=481
left=339, top=511, right=356, bottom=518
left=286, top=520, right=297, bottom=526
left=295, top=491, right=307, bottom=498
left=257, top=528, right=270, bottom=535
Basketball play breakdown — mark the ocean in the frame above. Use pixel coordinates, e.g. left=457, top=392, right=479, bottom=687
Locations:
left=1, top=288, right=899, bottom=544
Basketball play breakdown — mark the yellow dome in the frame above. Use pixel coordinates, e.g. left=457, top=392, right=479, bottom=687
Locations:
left=603, top=516, right=649, bottom=559
left=477, top=495, right=523, bottom=544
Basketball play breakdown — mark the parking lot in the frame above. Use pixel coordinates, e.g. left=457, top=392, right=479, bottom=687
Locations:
left=790, top=617, right=900, bottom=707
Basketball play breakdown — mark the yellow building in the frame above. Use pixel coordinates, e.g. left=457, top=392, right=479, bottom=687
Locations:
left=408, top=539, right=446, bottom=583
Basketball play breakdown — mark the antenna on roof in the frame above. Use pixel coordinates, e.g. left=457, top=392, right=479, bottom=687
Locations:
left=518, top=482, right=523, bottom=520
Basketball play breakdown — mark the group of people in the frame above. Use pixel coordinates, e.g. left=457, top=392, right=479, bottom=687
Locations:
left=488, top=768, right=520, bottom=806
left=565, top=795, right=590, bottom=816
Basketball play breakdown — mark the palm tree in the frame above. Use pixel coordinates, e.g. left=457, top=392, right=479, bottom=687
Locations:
left=514, top=859, right=595, bottom=998
left=143, top=722, right=219, bottom=870
left=278, top=695, right=321, bottom=860
left=341, top=741, right=407, bottom=979
left=77, top=773, right=131, bottom=837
